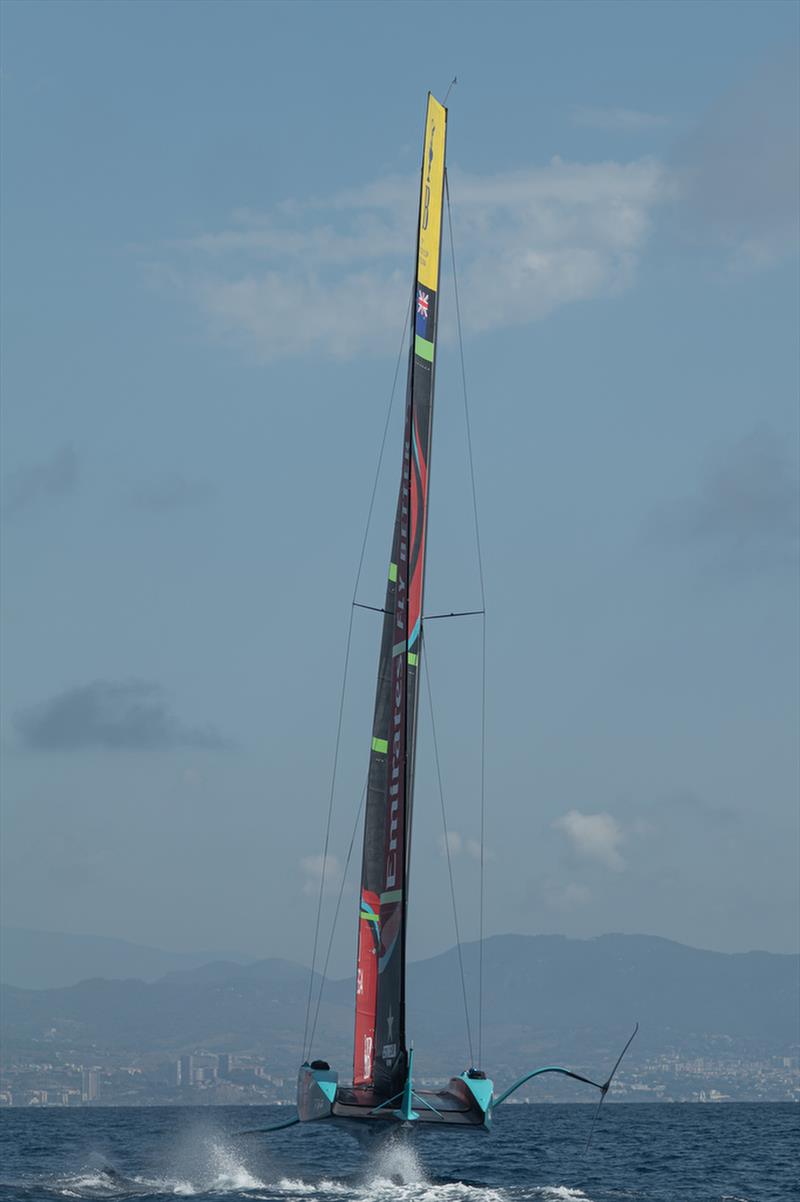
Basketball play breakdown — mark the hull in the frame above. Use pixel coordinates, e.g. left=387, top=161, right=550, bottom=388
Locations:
left=297, top=1064, right=492, bottom=1132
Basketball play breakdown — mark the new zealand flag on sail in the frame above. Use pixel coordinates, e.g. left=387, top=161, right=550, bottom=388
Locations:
left=415, top=285, right=437, bottom=341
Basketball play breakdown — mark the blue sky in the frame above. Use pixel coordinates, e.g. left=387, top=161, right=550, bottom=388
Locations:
left=1, top=0, right=798, bottom=970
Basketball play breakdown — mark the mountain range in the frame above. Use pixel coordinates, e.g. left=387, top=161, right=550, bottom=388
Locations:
left=0, top=926, right=252, bottom=990
left=2, top=931, right=796, bottom=1079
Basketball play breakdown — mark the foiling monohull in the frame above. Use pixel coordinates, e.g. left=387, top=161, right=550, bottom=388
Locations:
left=248, top=91, right=636, bottom=1141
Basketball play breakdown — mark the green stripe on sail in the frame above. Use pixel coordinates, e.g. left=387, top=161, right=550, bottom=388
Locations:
left=415, top=335, right=434, bottom=362
left=389, top=562, right=398, bottom=582
left=371, top=737, right=388, bottom=754
left=407, top=652, right=418, bottom=666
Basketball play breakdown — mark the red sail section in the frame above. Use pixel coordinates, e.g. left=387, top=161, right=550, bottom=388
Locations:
left=353, top=93, right=447, bottom=1100
left=354, top=889, right=380, bottom=1085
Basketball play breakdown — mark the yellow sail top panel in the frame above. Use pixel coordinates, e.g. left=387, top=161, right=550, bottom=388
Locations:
left=417, top=94, right=447, bottom=292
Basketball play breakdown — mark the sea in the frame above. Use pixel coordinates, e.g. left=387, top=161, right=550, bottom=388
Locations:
left=0, top=1104, right=796, bottom=1202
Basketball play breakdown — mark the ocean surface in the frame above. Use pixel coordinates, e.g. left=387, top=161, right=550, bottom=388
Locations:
left=0, top=1104, right=796, bottom=1202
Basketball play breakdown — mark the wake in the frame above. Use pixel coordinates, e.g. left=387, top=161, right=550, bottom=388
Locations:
left=32, top=1133, right=597, bottom=1201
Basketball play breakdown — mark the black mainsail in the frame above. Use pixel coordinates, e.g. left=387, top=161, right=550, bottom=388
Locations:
left=354, top=92, right=447, bottom=1100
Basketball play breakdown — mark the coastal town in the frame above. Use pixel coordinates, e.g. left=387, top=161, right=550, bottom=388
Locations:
left=2, top=1048, right=797, bottom=1107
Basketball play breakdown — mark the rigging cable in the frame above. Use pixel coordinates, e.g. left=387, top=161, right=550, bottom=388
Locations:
left=422, top=642, right=475, bottom=1067
left=301, top=288, right=413, bottom=1062
left=308, top=781, right=367, bottom=1053
left=445, top=167, right=487, bottom=1069
left=352, top=284, right=414, bottom=604
left=300, top=601, right=356, bottom=1063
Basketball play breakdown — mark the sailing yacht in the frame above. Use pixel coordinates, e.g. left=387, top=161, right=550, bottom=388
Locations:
left=296, top=91, right=491, bottom=1130
left=254, top=91, right=636, bottom=1140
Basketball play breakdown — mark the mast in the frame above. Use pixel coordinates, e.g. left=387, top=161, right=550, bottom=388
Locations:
left=353, top=93, right=447, bottom=1098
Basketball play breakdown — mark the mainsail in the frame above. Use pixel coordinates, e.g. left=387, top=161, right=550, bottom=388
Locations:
left=354, top=93, right=447, bottom=1099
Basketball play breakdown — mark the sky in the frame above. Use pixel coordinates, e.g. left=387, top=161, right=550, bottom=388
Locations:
left=1, top=0, right=798, bottom=976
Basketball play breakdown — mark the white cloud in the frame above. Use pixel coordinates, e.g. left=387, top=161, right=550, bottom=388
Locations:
left=439, top=830, right=463, bottom=858
left=158, top=156, right=670, bottom=361
left=571, top=106, right=671, bottom=131
left=552, top=810, right=626, bottom=871
left=439, top=830, right=486, bottom=861
left=300, top=853, right=342, bottom=897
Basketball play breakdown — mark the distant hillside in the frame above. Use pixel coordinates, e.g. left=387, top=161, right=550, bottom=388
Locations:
left=0, top=927, right=252, bottom=989
left=408, top=933, right=797, bottom=1043
left=1, top=933, right=796, bottom=1077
